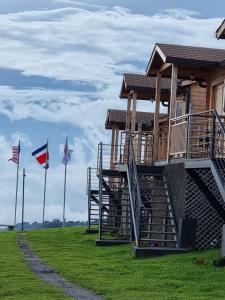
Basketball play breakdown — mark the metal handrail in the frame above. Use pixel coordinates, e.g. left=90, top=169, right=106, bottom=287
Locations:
left=126, top=133, right=142, bottom=246
left=211, top=111, right=225, bottom=188
left=98, top=143, right=103, bottom=240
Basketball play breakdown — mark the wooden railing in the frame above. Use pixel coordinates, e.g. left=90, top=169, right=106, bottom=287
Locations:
left=169, top=115, right=188, bottom=157
left=169, top=110, right=225, bottom=160
left=120, top=131, right=153, bottom=165
left=157, top=126, right=168, bottom=161
left=186, top=110, right=225, bottom=159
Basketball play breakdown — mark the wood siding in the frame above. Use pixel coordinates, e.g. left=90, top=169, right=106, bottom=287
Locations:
left=190, top=83, right=207, bottom=113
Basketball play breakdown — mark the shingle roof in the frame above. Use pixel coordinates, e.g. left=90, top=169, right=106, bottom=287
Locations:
left=105, top=109, right=166, bottom=130
left=120, top=73, right=171, bottom=100
left=147, top=43, right=225, bottom=74
left=158, top=43, right=225, bottom=66
left=216, top=19, right=225, bottom=39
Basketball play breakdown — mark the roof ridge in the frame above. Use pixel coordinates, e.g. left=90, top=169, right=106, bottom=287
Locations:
left=156, top=42, right=225, bottom=52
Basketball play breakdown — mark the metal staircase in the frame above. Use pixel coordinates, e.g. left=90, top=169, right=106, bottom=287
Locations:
left=97, top=143, right=131, bottom=244
left=126, top=134, right=183, bottom=256
left=87, top=167, right=100, bottom=233
left=138, top=173, right=177, bottom=248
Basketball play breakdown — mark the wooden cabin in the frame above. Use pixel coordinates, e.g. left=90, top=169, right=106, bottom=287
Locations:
left=87, top=24, right=225, bottom=257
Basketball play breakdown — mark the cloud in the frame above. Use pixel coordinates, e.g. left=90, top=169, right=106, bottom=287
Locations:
left=0, top=7, right=222, bottom=87
left=11, top=132, right=32, bottom=147
left=157, top=8, right=200, bottom=19
left=0, top=6, right=222, bottom=127
left=53, top=0, right=105, bottom=10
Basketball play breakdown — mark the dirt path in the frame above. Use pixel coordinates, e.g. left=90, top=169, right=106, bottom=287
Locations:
left=17, top=233, right=105, bottom=300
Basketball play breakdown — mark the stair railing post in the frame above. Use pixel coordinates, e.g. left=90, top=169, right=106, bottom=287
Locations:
left=185, top=114, right=190, bottom=159
left=98, top=143, right=103, bottom=240
left=211, top=112, right=216, bottom=160
left=87, top=167, right=91, bottom=230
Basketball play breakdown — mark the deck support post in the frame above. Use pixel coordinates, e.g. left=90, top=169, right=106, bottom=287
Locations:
left=153, top=72, right=161, bottom=162
left=167, top=64, right=178, bottom=161
left=110, top=126, right=116, bottom=169
left=114, top=126, right=119, bottom=163
left=131, top=91, right=137, bottom=133
left=126, top=93, right=132, bottom=130
left=137, top=123, right=142, bottom=163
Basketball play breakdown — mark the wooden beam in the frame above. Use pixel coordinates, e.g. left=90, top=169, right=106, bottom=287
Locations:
left=153, top=72, right=161, bottom=161
left=137, top=123, right=142, bottom=163
left=114, top=126, right=119, bottom=162
left=209, top=81, right=214, bottom=110
left=205, top=79, right=211, bottom=111
left=125, top=93, right=131, bottom=130
left=170, top=65, right=178, bottom=118
left=177, top=69, right=211, bottom=80
left=167, top=64, right=178, bottom=160
left=131, top=92, right=137, bottom=132
left=110, top=126, right=116, bottom=169
left=159, top=63, right=172, bottom=73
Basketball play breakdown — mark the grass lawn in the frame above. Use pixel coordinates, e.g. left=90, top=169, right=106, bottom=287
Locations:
left=0, top=232, right=70, bottom=300
left=27, top=227, right=225, bottom=300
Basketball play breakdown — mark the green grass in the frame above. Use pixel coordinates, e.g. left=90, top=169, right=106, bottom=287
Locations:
left=27, top=227, right=225, bottom=300
left=0, top=232, right=70, bottom=300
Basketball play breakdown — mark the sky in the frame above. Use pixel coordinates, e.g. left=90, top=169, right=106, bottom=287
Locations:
left=0, top=0, right=224, bottom=224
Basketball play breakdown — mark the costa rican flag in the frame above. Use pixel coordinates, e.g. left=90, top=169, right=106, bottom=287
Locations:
left=32, top=143, right=49, bottom=169
left=8, top=142, right=20, bottom=164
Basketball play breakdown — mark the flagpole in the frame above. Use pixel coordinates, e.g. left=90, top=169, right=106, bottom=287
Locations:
left=42, top=139, right=48, bottom=229
left=42, top=167, right=47, bottom=229
left=14, top=140, right=20, bottom=227
left=63, top=137, right=68, bottom=228
left=21, top=168, right=26, bottom=231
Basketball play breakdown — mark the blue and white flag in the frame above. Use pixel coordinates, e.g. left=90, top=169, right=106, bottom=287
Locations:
left=62, top=140, right=73, bottom=165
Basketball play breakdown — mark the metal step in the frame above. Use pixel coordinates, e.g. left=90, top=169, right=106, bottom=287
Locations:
left=142, top=208, right=171, bottom=212
left=140, top=238, right=177, bottom=243
left=141, top=223, right=174, bottom=227
left=141, top=231, right=175, bottom=235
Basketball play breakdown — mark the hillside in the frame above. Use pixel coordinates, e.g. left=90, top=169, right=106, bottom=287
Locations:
left=25, top=227, right=225, bottom=300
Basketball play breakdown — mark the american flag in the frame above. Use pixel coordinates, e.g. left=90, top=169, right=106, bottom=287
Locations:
left=9, top=142, right=20, bottom=164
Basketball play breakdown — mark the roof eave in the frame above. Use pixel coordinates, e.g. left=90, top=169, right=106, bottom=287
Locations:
left=216, top=19, right=225, bottom=40
left=165, top=56, right=219, bottom=69
left=119, top=75, right=126, bottom=99
left=146, top=44, right=166, bottom=76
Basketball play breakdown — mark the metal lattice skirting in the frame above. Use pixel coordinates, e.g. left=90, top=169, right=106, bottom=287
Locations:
left=186, top=170, right=224, bottom=249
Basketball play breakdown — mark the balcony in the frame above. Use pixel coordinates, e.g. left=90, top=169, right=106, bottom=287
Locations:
left=170, top=110, right=225, bottom=160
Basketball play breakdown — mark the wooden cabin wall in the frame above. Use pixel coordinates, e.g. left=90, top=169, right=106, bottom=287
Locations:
left=209, top=68, right=225, bottom=112
left=190, top=83, right=207, bottom=113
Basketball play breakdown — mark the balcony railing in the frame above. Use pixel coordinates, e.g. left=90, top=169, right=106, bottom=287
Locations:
left=169, top=110, right=225, bottom=160
left=97, top=131, right=154, bottom=171
left=170, top=115, right=188, bottom=158
left=120, top=131, right=153, bottom=165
